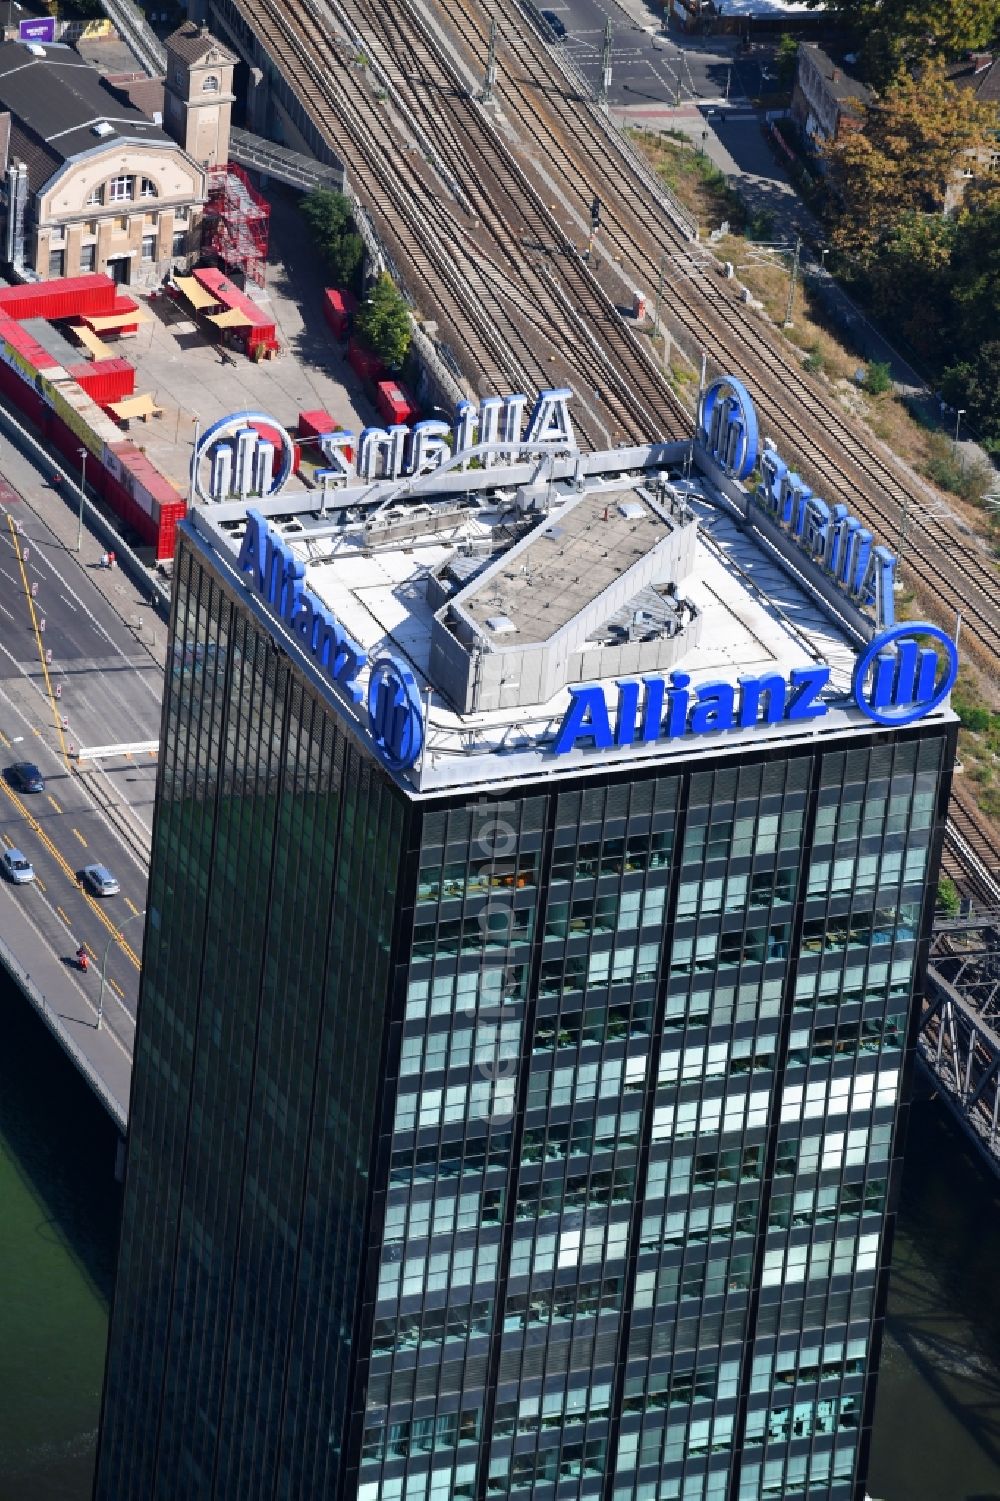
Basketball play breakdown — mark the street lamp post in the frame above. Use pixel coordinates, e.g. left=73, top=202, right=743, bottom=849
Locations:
left=97, top=909, right=145, bottom=1030
left=953, top=408, right=966, bottom=461
left=76, top=447, right=87, bottom=552
left=189, top=417, right=201, bottom=507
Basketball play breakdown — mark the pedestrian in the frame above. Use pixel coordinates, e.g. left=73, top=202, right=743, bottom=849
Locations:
left=107, top=550, right=116, bottom=569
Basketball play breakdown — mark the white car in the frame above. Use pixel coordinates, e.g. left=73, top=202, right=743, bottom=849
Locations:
left=82, top=863, right=120, bottom=897
left=1, top=847, right=34, bottom=884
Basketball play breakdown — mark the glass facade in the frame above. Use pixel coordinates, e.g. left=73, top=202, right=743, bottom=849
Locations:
left=95, top=530, right=955, bottom=1501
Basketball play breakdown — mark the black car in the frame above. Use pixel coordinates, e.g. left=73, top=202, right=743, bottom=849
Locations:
left=541, top=8, right=567, bottom=37
left=8, top=761, right=44, bottom=793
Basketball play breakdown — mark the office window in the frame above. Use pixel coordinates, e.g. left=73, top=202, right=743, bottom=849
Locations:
left=172, top=230, right=187, bottom=257
left=80, top=243, right=96, bottom=272
left=141, top=234, right=156, bottom=263
left=109, top=175, right=134, bottom=202
left=48, top=248, right=65, bottom=277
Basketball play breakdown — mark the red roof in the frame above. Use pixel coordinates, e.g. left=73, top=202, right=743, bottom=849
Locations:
left=193, top=267, right=275, bottom=332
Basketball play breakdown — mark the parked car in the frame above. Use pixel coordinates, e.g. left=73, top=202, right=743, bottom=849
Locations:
left=1, top=847, right=34, bottom=884
left=7, top=762, right=44, bottom=793
left=81, top=863, right=120, bottom=897
left=541, top=8, right=566, bottom=36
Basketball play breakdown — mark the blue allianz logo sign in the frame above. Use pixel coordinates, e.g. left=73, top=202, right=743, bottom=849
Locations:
left=236, top=509, right=424, bottom=770
left=852, top=622, right=958, bottom=726
left=368, top=658, right=424, bottom=771
left=697, top=375, right=897, bottom=629
left=697, top=375, right=759, bottom=481
left=195, top=412, right=297, bottom=505
left=553, top=665, right=830, bottom=756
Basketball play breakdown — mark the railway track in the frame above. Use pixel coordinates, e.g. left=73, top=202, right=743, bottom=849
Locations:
left=942, top=780, right=1000, bottom=912
left=220, top=0, right=1000, bottom=893
left=427, top=0, right=1000, bottom=667
left=223, top=0, right=689, bottom=449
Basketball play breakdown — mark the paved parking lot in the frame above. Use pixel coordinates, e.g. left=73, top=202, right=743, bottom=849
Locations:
left=98, top=190, right=375, bottom=492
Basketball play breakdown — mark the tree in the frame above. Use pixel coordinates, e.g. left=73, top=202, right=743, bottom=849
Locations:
left=300, top=188, right=365, bottom=289
left=940, top=341, right=1000, bottom=453
left=776, top=34, right=799, bottom=88
left=824, top=59, right=996, bottom=263
left=947, top=185, right=1000, bottom=355
left=356, top=273, right=412, bottom=368
left=807, top=0, right=1000, bottom=79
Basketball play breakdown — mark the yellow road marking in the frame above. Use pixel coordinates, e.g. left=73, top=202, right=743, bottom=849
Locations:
left=35, top=876, right=45, bottom=892
left=83, top=940, right=98, bottom=959
left=0, top=731, right=9, bottom=747
left=110, top=978, right=126, bottom=999
left=6, top=516, right=70, bottom=767
left=72, top=827, right=87, bottom=846
left=2, top=833, right=12, bottom=848
left=125, top=896, right=139, bottom=915
left=32, top=726, right=41, bottom=737
left=47, top=794, right=61, bottom=813
left=0, top=778, right=140, bottom=969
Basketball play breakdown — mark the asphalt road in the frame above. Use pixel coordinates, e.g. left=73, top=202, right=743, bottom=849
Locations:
left=0, top=472, right=162, bottom=1040
left=534, top=0, right=775, bottom=107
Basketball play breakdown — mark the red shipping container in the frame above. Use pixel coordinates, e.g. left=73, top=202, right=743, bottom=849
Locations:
left=375, top=379, right=420, bottom=427
left=155, top=501, right=186, bottom=561
left=322, top=288, right=357, bottom=340
left=66, top=358, right=135, bottom=405
left=0, top=274, right=117, bottom=322
left=298, top=409, right=335, bottom=439
left=348, top=338, right=386, bottom=387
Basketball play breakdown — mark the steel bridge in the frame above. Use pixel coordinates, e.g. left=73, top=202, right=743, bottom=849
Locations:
left=920, top=913, right=1000, bottom=1175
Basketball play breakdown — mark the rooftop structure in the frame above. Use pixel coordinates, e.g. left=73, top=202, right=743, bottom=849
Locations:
left=193, top=392, right=903, bottom=795
left=95, top=382, right=959, bottom=1501
left=0, top=38, right=204, bottom=283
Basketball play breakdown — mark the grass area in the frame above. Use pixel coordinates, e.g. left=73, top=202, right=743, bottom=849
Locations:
left=627, top=128, right=746, bottom=232
left=952, top=675, right=1000, bottom=819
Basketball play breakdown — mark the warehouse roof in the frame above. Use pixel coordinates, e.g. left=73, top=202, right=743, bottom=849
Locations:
left=0, top=40, right=172, bottom=190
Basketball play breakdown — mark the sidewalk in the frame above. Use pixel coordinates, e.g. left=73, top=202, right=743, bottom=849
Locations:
left=0, top=897, right=132, bottom=1129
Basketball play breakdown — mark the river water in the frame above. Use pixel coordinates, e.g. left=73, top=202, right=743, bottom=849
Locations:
left=1, top=978, right=998, bottom=1500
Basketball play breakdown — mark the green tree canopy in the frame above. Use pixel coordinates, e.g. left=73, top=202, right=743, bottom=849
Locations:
left=811, top=0, right=1000, bottom=78
left=824, top=59, right=997, bottom=262
left=356, top=273, right=412, bottom=368
left=300, top=188, right=365, bottom=290
left=940, top=340, right=1000, bottom=452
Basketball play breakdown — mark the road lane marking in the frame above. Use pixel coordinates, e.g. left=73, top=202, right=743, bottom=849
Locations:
left=2, top=833, right=12, bottom=847
left=6, top=515, right=70, bottom=766
left=110, top=978, right=126, bottom=999
left=125, top=896, right=139, bottom=915
left=56, top=904, right=70, bottom=926
left=1, top=880, right=134, bottom=1061
left=47, top=794, right=61, bottom=813
left=0, top=731, right=9, bottom=746
left=0, top=777, right=141, bottom=968
left=73, top=827, right=87, bottom=846
left=83, top=940, right=98, bottom=958
left=35, top=876, right=45, bottom=891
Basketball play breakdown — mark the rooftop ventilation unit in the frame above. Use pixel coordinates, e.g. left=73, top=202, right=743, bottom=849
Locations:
left=26, top=43, right=45, bottom=56
left=93, top=121, right=115, bottom=138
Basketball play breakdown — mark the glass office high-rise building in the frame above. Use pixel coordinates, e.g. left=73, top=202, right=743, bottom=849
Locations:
left=94, top=394, right=956, bottom=1501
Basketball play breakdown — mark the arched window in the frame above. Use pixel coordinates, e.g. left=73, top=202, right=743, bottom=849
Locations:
left=87, top=184, right=104, bottom=206
left=202, top=74, right=219, bottom=92
left=109, top=175, right=134, bottom=203
left=140, top=177, right=158, bottom=199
